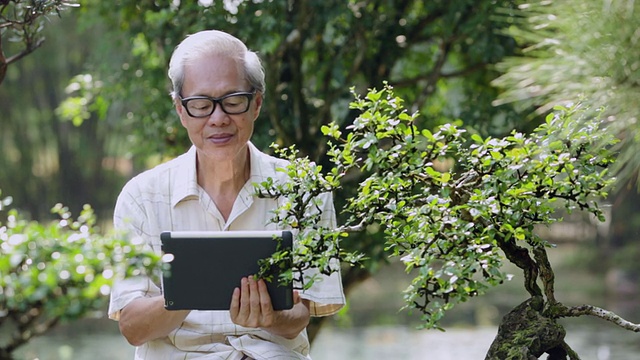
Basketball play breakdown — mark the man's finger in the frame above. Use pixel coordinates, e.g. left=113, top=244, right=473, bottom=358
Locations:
left=238, top=277, right=251, bottom=320
left=257, top=279, right=273, bottom=312
left=257, top=279, right=274, bottom=327
left=229, top=287, right=241, bottom=320
left=248, top=275, right=261, bottom=309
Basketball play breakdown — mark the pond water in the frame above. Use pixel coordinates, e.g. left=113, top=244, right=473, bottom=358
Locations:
left=313, top=323, right=640, bottom=360
left=12, top=320, right=640, bottom=360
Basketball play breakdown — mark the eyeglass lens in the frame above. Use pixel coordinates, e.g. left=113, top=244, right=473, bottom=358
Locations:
left=185, top=93, right=251, bottom=117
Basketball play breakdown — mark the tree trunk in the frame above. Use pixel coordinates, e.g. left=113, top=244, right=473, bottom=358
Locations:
left=485, top=297, right=573, bottom=360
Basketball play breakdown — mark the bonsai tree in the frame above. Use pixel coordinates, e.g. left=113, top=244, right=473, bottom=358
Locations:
left=0, top=191, right=161, bottom=359
left=257, top=84, right=639, bottom=359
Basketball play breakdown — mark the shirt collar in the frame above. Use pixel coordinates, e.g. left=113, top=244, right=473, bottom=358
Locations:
left=170, top=145, right=199, bottom=207
left=170, top=142, right=279, bottom=208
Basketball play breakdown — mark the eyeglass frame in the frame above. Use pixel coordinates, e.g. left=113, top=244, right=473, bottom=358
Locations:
left=178, top=89, right=257, bottom=117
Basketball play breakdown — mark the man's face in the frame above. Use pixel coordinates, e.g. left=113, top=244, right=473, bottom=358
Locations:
left=176, top=53, right=262, bottom=163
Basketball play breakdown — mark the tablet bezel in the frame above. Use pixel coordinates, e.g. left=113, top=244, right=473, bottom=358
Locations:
left=160, top=230, right=293, bottom=311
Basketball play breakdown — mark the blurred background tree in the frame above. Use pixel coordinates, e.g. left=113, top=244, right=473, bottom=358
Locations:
left=492, top=0, right=640, bottom=285
left=91, top=0, right=532, bottom=162
left=2, top=0, right=537, bottom=338
left=84, top=0, right=536, bottom=338
left=0, top=1, right=129, bottom=221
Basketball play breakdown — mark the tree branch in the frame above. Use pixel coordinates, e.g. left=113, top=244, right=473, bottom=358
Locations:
left=0, top=35, right=6, bottom=84
left=497, top=237, right=542, bottom=297
left=441, top=62, right=488, bottom=78
left=338, top=221, right=367, bottom=233
left=5, top=37, right=46, bottom=65
left=532, top=246, right=558, bottom=305
left=404, top=6, right=445, bottom=44
left=392, top=62, right=488, bottom=88
left=558, top=304, right=640, bottom=332
left=559, top=340, right=581, bottom=360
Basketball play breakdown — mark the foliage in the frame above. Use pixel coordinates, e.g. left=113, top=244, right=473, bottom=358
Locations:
left=0, top=12, right=133, bottom=220
left=256, top=85, right=637, bottom=358
left=254, top=145, right=364, bottom=289
left=56, top=74, right=108, bottom=126
left=492, top=0, right=640, bottom=187
left=0, top=190, right=162, bottom=359
left=0, top=0, right=78, bottom=84
left=90, top=0, right=529, bottom=162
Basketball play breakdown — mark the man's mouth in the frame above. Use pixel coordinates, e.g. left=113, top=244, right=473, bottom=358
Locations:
left=208, top=134, right=233, bottom=144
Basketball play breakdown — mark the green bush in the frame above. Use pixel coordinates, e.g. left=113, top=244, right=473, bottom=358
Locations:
left=0, top=191, right=161, bottom=359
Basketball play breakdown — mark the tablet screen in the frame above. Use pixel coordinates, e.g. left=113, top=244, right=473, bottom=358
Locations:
left=160, top=230, right=293, bottom=311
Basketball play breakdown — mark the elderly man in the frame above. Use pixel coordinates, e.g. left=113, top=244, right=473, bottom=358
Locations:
left=108, top=29, right=345, bottom=360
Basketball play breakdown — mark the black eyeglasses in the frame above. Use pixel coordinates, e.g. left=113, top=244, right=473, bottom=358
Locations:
left=179, top=90, right=256, bottom=117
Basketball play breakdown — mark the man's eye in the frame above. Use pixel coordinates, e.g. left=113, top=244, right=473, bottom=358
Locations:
left=223, top=97, right=246, bottom=107
left=189, top=100, right=212, bottom=110
left=223, top=100, right=241, bottom=106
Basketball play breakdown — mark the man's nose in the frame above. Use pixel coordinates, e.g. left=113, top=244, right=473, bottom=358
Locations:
left=207, top=103, right=230, bottom=126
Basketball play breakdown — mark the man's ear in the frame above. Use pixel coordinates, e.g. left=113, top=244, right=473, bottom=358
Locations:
left=174, top=97, right=187, bottom=126
left=252, top=92, right=263, bottom=121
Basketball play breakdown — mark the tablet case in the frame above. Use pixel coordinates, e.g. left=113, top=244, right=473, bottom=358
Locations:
left=160, top=230, right=293, bottom=311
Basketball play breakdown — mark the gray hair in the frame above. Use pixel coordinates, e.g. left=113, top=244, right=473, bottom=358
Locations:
left=168, top=30, right=265, bottom=98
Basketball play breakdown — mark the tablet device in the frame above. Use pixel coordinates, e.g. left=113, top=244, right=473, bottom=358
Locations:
left=160, top=230, right=293, bottom=311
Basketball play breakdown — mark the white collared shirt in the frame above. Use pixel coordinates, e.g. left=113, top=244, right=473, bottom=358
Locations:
left=108, top=142, right=345, bottom=360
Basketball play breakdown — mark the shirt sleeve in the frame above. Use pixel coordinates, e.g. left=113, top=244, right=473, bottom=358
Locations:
left=297, top=191, right=346, bottom=317
left=107, top=180, right=162, bottom=320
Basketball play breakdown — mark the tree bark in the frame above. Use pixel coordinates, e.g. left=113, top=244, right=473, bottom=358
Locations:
left=485, top=297, right=574, bottom=360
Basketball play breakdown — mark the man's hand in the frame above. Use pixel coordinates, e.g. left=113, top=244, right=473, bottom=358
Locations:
left=119, top=296, right=190, bottom=346
left=229, top=276, right=309, bottom=339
